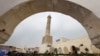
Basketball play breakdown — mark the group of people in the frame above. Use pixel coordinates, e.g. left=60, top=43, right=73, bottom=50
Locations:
left=0, top=50, right=24, bottom=56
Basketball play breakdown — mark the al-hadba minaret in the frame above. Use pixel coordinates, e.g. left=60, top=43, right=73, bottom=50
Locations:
left=42, top=15, right=52, bottom=45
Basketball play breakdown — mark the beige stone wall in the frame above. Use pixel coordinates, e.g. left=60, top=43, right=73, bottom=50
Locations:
left=91, top=45, right=100, bottom=54
left=53, top=36, right=93, bottom=54
left=39, top=36, right=100, bottom=54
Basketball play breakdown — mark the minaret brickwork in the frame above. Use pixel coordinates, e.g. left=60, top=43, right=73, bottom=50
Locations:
left=42, top=15, right=52, bottom=44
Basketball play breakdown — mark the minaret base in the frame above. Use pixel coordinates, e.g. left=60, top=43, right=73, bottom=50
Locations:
left=42, top=35, right=52, bottom=44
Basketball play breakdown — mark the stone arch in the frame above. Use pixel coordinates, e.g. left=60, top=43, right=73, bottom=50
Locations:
left=0, top=20, right=6, bottom=30
left=0, top=0, right=100, bottom=48
left=63, top=47, right=69, bottom=54
left=58, top=47, right=63, bottom=54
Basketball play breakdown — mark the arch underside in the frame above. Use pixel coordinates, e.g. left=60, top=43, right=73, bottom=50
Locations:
left=0, top=0, right=100, bottom=48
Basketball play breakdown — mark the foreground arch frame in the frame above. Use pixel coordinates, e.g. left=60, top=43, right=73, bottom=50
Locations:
left=0, top=0, right=100, bottom=48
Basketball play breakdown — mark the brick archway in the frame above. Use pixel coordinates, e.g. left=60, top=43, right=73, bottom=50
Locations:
left=0, top=0, right=100, bottom=48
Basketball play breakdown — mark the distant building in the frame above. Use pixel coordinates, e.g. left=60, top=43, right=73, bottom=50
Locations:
left=0, top=45, right=16, bottom=51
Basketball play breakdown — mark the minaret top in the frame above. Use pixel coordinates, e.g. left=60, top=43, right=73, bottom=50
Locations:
left=47, top=15, right=51, bottom=19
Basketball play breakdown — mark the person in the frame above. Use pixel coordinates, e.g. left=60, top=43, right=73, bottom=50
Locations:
left=71, top=46, right=78, bottom=54
left=0, top=50, right=6, bottom=56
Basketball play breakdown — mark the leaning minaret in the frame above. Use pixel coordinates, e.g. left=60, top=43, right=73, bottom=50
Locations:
left=42, top=15, right=52, bottom=44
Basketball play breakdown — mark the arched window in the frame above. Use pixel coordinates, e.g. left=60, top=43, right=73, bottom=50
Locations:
left=58, top=47, right=62, bottom=54
left=63, top=47, right=69, bottom=54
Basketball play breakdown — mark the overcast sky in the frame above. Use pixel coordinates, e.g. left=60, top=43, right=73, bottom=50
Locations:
left=5, top=12, right=88, bottom=48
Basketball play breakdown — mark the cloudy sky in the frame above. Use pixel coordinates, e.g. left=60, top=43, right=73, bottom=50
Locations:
left=5, top=12, right=88, bottom=48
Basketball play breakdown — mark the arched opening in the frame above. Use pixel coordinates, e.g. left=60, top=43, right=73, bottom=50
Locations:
left=0, top=0, right=100, bottom=49
left=58, top=47, right=62, bottom=54
left=4, top=12, right=89, bottom=48
left=63, top=47, right=69, bottom=54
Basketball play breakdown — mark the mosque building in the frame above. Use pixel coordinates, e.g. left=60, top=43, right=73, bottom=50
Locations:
left=39, top=15, right=100, bottom=54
